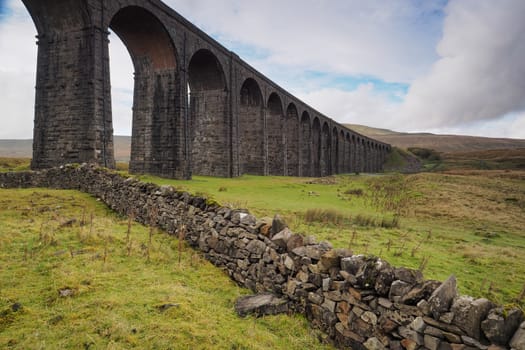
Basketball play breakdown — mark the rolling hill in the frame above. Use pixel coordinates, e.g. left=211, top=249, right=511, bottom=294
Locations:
left=2, top=127, right=525, bottom=165
left=346, top=124, right=525, bottom=153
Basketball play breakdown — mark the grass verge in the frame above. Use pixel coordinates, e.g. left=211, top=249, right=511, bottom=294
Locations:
left=0, top=189, right=332, bottom=349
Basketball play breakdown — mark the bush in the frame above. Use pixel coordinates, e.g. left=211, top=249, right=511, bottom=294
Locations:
left=304, top=208, right=346, bottom=225
left=408, top=147, right=441, bottom=161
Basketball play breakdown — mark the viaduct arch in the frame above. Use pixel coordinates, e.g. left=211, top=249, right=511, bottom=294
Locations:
left=21, top=0, right=390, bottom=179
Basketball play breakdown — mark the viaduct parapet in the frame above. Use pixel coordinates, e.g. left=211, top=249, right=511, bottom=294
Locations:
left=22, top=0, right=391, bottom=179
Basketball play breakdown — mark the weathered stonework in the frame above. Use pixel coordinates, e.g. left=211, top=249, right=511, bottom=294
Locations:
left=22, top=0, right=390, bottom=179
left=1, top=165, right=523, bottom=349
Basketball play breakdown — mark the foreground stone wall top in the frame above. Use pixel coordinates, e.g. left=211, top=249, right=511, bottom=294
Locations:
left=1, top=165, right=524, bottom=350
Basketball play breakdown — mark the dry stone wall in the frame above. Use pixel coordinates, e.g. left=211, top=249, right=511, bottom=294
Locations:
left=1, top=164, right=524, bottom=350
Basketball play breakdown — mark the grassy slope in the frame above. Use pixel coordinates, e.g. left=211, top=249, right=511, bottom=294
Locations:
left=2, top=158, right=524, bottom=310
left=137, top=171, right=525, bottom=306
left=0, top=189, right=331, bottom=349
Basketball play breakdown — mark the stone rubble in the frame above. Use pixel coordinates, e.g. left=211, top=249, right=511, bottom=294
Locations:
left=1, top=164, right=523, bottom=350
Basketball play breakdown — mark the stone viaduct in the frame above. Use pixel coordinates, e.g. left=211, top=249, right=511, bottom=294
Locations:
left=22, top=0, right=391, bottom=179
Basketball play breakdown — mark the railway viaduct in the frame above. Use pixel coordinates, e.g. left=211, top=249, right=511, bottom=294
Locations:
left=21, top=0, right=391, bottom=179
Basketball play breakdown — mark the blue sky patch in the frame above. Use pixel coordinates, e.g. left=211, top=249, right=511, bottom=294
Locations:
left=0, top=0, right=10, bottom=19
left=301, top=70, right=409, bottom=102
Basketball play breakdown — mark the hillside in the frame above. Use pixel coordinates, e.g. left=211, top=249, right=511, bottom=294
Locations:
left=4, top=127, right=525, bottom=160
left=346, top=124, right=525, bottom=153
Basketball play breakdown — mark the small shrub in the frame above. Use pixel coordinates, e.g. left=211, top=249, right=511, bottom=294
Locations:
left=408, top=147, right=441, bottom=161
left=353, top=214, right=375, bottom=227
left=115, top=162, right=129, bottom=172
left=304, top=208, right=345, bottom=225
left=344, top=188, right=364, bottom=196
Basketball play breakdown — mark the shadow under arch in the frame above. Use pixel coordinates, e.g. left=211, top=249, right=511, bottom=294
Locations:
left=300, top=112, right=312, bottom=176
left=267, top=93, right=284, bottom=175
left=110, top=6, right=181, bottom=177
left=187, top=49, right=229, bottom=177
left=285, top=103, right=299, bottom=176
left=239, top=78, right=264, bottom=175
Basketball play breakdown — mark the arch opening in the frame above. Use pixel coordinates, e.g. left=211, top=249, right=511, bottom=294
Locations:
left=345, top=133, right=352, bottom=173
left=300, top=112, right=311, bottom=176
left=331, top=127, right=339, bottom=175
left=285, top=104, right=299, bottom=176
left=267, top=93, right=284, bottom=175
left=109, top=6, right=180, bottom=177
left=312, top=118, right=321, bottom=177
left=320, top=122, right=330, bottom=177
left=239, top=78, right=264, bottom=175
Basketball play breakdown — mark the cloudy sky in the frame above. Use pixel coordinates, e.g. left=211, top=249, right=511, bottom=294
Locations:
left=1, top=0, right=525, bottom=139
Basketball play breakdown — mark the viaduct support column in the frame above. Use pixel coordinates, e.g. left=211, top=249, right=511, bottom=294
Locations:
left=31, top=26, right=115, bottom=170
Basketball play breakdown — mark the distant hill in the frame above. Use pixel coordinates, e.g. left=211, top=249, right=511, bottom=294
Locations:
left=0, top=136, right=132, bottom=162
left=3, top=128, right=525, bottom=163
left=345, top=124, right=525, bottom=153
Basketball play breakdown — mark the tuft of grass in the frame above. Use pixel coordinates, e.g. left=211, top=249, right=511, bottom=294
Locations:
left=0, top=157, right=30, bottom=172
left=304, top=208, right=345, bottom=225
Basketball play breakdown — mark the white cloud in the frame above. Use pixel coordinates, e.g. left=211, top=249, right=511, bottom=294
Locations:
left=168, top=0, right=444, bottom=83
left=0, top=0, right=37, bottom=139
left=108, top=32, right=134, bottom=136
left=296, top=84, right=401, bottom=130
left=1, top=0, right=524, bottom=140
left=400, top=0, right=525, bottom=132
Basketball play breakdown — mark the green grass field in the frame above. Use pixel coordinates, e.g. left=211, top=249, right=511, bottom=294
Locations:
left=135, top=170, right=525, bottom=306
left=1, top=157, right=524, bottom=348
left=0, top=188, right=332, bottom=349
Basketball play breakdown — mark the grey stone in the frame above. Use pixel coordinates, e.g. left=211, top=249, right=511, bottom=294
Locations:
left=308, top=292, right=324, bottom=305
left=322, top=278, right=331, bottom=292
left=390, top=280, right=412, bottom=300
left=341, top=255, right=365, bottom=275
left=401, top=280, right=442, bottom=305
left=364, top=337, right=385, bottom=350
left=452, top=297, right=494, bottom=340
left=481, top=307, right=523, bottom=345
left=440, top=312, right=455, bottom=324
left=322, top=298, right=336, bottom=312
left=235, top=293, right=288, bottom=317
left=510, top=322, right=525, bottom=350
left=271, top=228, right=292, bottom=249
left=319, top=249, right=341, bottom=272
left=409, top=316, right=426, bottom=332
left=361, top=311, right=378, bottom=325
left=283, top=255, right=295, bottom=271
left=378, top=297, right=393, bottom=309
left=417, top=299, right=432, bottom=316
left=291, top=245, right=322, bottom=260
left=271, top=214, right=287, bottom=235
left=461, top=335, right=488, bottom=350
left=286, top=234, right=304, bottom=252
left=424, top=335, right=442, bottom=350
left=398, top=326, right=424, bottom=345
left=375, top=263, right=395, bottom=296
left=428, top=275, right=457, bottom=319
left=335, top=322, right=367, bottom=350
left=394, top=267, right=423, bottom=284
left=425, top=325, right=445, bottom=339
left=245, top=240, right=266, bottom=256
